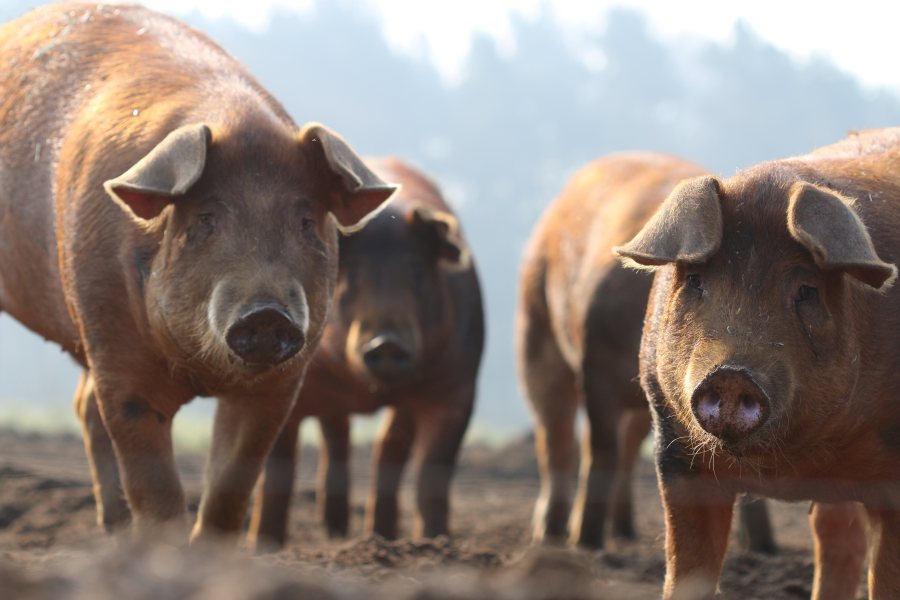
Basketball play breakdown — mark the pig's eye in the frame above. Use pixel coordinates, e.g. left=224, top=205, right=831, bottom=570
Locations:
left=197, top=213, right=216, bottom=230
left=409, top=263, right=428, bottom=286
left=188, top=212, right=216, bottom=244
left=300, top=217, right=316, bottom=232
left=796, top=284, right=819, bottom=304
left=686, top=273, right=703, bottom=292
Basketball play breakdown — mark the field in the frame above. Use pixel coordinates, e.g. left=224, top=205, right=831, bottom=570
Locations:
left=0, top=428, right=863, bottom=599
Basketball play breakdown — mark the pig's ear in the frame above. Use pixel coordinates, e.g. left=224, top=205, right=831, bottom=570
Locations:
left=788, top=182, right=896, bottom=289
left=299, top=123, right=399, bottom=234
left=103, top=124, right=210, bottom=221
left=614, top=176, right=722, bottom=268
left=409, top=206, right=472, bottom=271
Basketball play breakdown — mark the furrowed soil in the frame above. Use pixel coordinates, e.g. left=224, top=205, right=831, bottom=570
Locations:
left=0, top=428, right=864, bottom=599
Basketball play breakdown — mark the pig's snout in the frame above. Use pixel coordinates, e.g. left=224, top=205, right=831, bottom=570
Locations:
left=225, top=302, right=305, bottom=367
left=361, top=333, right=414, bottom=382
left=691, top=367, right=770, bottom=441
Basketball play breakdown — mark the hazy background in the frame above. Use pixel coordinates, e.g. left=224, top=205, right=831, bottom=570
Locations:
left=2, top=0, right=899, bottom=443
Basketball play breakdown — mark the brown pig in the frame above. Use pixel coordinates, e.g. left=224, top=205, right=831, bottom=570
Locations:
left=0, top=4, right=396, bottom=541
left=247, top=158, right=483, bottom=549
left=617, top=128, right=900, bottom=599
left=518, top=152, right=775, bottom=551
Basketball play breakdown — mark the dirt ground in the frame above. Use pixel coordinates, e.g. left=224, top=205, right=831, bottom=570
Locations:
left=0, top=428, right=864, bottom=599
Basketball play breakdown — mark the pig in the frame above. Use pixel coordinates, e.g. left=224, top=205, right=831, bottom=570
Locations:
left=616, top=128, right=900, bottom=599
left=518, top=152, right=775, bottom=552
left=247, top=158, right=483, bottom=550
left=0, top=3, right=396, bottom=542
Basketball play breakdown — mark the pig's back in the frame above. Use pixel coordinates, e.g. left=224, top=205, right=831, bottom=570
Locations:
left=525, top=152, right=705, bottom=365
left=789, top=129, right=900, bottom=271
left=365, top=157, right=454, bottom=214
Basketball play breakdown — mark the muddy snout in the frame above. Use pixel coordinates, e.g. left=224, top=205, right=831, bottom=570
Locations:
left=691, top=366, right=771, bottom=442
left=360, top=333, right=414, bottom=382
left=225, top=301, right=306, bottom=367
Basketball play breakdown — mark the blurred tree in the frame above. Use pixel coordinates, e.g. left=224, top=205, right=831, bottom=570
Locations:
left=2, top=1, right=899, bottom=432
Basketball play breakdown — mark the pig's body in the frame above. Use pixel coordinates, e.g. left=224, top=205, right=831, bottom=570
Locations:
left=517, top=153, right=706, bottom=548
left=620, top=129, right=900, bottom=598
left=0, top=3, right=394, bottom=541
left=249, top=158, right=483, bottom=548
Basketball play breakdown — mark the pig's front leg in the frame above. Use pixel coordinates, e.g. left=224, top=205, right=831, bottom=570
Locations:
left=317, top=414, right=352, bottom=538
left=653, top=410, right=734, bottom=599
left=247, top=408, right=305, bottom=552
left=809, top=502, right=865, bottom=600
left=411, top=387, right=474, bottom=538
left=866, top=505, right=900, bottom=599
left=366, top=407, right=416, bottom=539
left=95, top=380, right=189, bottom=537
left=659, top=473, right=735, bottom=599
left=191, top=391, right=296, bottom=543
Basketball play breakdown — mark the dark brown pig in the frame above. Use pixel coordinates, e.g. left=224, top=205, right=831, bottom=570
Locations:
left=617, top=128, right=900, bottom=599
left=0, top=4, right=396, bottom=541
left=518, top=152, right=775, bottom=552
left=247, top=158, right=483, bottom=549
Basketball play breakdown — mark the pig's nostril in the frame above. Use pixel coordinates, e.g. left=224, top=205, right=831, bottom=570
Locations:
left=696, top=392, right=722, bottom=422
left=364, top=342, right=411, bottom=366
left=740, top=394, right=759, bottom=411
left=737, top=395, right=762, bottom=427
left=226, top=305, right=305, bottom=367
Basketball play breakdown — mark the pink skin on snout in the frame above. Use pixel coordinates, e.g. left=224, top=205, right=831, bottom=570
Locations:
left=691, top=368, right=770, bottom=440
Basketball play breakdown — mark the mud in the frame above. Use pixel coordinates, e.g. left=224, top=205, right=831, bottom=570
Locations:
left=0, top=429, right=862, bottom=599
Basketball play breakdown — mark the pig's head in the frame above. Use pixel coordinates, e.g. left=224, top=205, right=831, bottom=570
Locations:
left=322, top=202, right=470, bottom=389
left=103, top=120, right=397, bottom=382
left=615, top=171, right=896, bottom=460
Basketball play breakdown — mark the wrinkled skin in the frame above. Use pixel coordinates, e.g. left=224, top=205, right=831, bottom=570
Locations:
left=0, top=4, right=394, bottom=542
left=247, top=159, right=484, bottom=550
left=517, top=152, right=774, bottom=552
left=620, top=128, right=900, bottom=599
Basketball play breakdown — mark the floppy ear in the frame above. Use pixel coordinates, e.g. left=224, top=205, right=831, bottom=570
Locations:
left=408, top=206, right=471, bottom=271
left=299, top=123, right=399, bottom=234
left=103, top=124, right=210, bottom=221
left=614, top=175, right=722, bottom=268
left=788, top=182, right=896, bottom=289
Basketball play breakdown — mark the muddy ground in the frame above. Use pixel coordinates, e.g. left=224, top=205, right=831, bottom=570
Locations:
left=0, top=428, right=863, bottom=599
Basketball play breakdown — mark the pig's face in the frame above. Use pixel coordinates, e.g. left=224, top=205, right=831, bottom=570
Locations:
left=104, top=120, right=397, bottom=382
left=617, top=172, right=895, bottom=461
left=324, top=204, right=469, bottom=388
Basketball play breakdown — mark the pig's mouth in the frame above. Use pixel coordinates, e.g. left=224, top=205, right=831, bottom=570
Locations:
left=683, top=411, right=787, bottom=473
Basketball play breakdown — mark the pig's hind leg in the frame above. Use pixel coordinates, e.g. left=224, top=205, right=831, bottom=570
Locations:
left=518, top=305, right=579, bottom=545
left=608, top=407, right=652, bottom=541
left=73, top=370, right=131, bottom=532
left=571, top=360, right=642, bottom=549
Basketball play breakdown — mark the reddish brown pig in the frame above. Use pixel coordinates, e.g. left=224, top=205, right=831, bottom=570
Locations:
left=0, top=4, right=396, bottom=541
left=518, top=152, right=776, bottom=551
left=617, top=128, right=900, bottom=599
left=247, top=158, right=483, bottom=550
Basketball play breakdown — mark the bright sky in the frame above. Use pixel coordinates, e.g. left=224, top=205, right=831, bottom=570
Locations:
left=141, top=0, right=900, bottom=93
